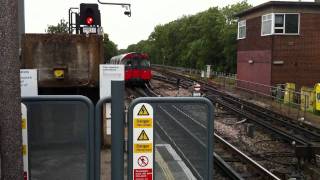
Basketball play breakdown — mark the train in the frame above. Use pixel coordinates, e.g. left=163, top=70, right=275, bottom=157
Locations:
left=110, top=52, right=152, bottom=84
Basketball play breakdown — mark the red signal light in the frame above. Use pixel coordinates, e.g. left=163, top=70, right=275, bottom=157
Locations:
left=86, top=16, right=94, bottom=25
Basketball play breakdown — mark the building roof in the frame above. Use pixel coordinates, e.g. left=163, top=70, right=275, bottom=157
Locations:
left=236, top=1, right=320, bottom=17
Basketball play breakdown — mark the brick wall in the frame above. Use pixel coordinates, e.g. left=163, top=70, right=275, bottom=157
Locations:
left=237, top=13, right=320, bottom=91
left=237, top=16, right=272, bottom=91
left=272, top=13, right=320, bottom=88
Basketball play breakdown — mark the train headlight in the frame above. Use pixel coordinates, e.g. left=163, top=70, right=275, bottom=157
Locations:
left=54, top=69, right=65, bottom=79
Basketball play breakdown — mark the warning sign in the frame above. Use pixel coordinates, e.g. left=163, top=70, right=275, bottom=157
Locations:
left=134, top=118, right=152, bottom=128
left=22, top=145, right=27, bottom=156
left=134, top=143, right=152, bottom=153
left=138, top=130, right=149, bottom=141
left=134, top=169, right=152, bottom=180
left=132, top=103, right=153, bottom=180
left=138, top=105, right=149, bottom=116
left=21, top=103, right=29, bottom=180
left=137, top=156, right=149, bottom=167
left=22, top=118, right=27, bottom=129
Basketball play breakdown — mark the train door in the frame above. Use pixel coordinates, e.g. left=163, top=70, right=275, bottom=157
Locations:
left=131, top=58, right=140, bottom=79
left=139, top=59, right=151, bottom=81
left=125, top=59, right=133, bottom=81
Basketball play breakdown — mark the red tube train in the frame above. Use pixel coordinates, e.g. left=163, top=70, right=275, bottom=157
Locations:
left=110, top=52, right=152, bottom=83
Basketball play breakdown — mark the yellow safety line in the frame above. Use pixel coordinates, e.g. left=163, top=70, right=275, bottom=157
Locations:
left=155, top=149, right=175, bottom=180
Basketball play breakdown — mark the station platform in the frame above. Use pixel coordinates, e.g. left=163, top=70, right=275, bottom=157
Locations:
left=154, top=132, right=196, bottom=180
left=100, top=132, right=196, bottom=180
left=155, top=144, right=195, bottom=180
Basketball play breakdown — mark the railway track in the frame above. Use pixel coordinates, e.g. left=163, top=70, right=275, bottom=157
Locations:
left=152, top=70, right=320, bottom=160
left=138, top=85, right=280, bottom=179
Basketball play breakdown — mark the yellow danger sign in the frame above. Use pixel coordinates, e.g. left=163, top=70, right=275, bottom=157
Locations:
left=22, top=145, right=27, bottom=156
left=138, top=105, right=149, bottom=116
left=22, top=118, right=27, bottom=129
left=134, top=118, right=152, bottom=128
left=138, top=130, right=149, bottom=141
left=134, top=143, right=153, bottom=153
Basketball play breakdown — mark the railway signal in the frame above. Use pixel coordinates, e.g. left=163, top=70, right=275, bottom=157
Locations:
left=79, top=3, right=101, bottom=26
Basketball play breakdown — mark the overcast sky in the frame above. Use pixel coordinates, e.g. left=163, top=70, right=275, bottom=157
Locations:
left=25, top=0, right=313, bottom=49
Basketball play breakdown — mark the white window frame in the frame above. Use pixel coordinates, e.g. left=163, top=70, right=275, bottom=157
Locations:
left=261, top=13, right=273, bottom=36
left=261, top=13, right=300, bottom=36
left=237, top=20, right=246, bottom=40
left=274, top=14, right=285, bottom=34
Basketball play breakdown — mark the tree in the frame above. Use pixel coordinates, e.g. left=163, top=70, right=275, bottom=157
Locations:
left=46, top=19, right=69, bottom=34
left=124, top=1, right=252, bottom=73
left=103, top=34, right=118, bottom=63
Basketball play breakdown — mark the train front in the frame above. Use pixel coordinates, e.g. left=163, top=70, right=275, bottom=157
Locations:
left=123, top=53, right=152, bottom=84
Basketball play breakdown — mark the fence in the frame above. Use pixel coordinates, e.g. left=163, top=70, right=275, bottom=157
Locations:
left=153, top=64, right=311, bottom=121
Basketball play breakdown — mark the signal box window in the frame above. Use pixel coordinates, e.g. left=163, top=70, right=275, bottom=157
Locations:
left=237, top=20, right=246, bottom=39
left=261, top=13, right=299, bottom=36
left=285, top=14, right=299, bottom=34
left=262, top=14, right=272, bottom=35
left=274, top=14, right=284, bottom=33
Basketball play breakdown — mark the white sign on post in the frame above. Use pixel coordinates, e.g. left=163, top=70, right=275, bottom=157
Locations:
left=100, top=64, right=125, bottom=135
left=20, top=69, right=38, bottom=97
left=99, top=64, right=125, bottom=98
left=21, top=103, right=29, bottom=180
left=133, top=103, right=154, bottom=180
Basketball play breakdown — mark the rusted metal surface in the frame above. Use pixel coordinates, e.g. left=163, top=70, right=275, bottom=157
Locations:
left=21, top=34, right=104, bottom=88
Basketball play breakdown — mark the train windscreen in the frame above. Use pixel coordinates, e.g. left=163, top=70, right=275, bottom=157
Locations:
left=124, top=58, right=150, bottom=68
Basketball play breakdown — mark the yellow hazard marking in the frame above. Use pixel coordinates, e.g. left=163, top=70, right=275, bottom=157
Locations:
left=155, top=150, right=175, bottom=180
left=54, top=69, right=64, bottom=78
left=134, top=143, right=152, bottom=153
left=138, top=105, right=149, bottom=116
left=138, top=130, right=149, bottom=141
left=22, top=145, right=27, bottom=156
left=134, top=118, right=152, bottom=128
left=22, top=118, right=27, bottom=129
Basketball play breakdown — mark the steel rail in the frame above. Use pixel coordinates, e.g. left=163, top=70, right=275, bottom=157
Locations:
left=169, top=101, right=281, bottom=180
left=153, top=70, right=320, bottom=147
left=143, top=86, right=279, bottom=179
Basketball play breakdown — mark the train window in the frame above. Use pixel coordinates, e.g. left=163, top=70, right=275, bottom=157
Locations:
left=140, top=59, right=150, bottom=67
left=126, top=60, right=132, bottom=66
left=317, top=93, right=320, bottom=101
left=132, top=60, right=139, bottom=67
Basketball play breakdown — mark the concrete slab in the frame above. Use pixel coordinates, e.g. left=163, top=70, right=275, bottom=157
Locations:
left=155, top=144, right=196, bottom=180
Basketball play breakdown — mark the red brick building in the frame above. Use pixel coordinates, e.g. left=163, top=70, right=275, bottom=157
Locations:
left=236, top=1, right=320, bottom=91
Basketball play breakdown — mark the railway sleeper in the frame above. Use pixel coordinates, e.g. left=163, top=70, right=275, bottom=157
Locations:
left=295, top=145, right=320, bottom=163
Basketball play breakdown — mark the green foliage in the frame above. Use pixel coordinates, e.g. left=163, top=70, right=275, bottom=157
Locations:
left=125, top=1, right=251, bottom=73
left=46, top=19, right=69, bottom=34
left=103, top=34, right=118, bottom=63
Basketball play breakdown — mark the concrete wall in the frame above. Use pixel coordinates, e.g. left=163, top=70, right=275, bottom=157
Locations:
left=21, top=34, right=104, bottom=88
